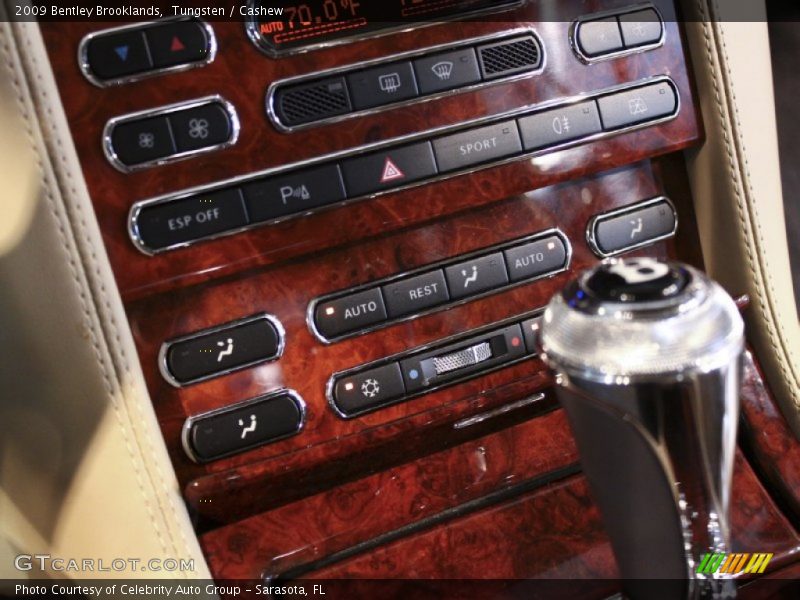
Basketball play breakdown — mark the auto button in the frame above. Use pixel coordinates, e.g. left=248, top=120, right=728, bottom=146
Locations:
left=314, top=288, right=388, bottom=340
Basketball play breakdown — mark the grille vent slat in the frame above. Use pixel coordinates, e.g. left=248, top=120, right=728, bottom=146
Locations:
left=477, top=36, right=542, bottom=79
left=275, top=78, right=351, bottom=126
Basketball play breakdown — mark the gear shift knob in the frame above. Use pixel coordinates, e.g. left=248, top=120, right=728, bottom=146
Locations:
left=539, top=258, right=744, bottom=599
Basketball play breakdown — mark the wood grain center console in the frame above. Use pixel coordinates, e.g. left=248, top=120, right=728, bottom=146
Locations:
left=38, top=0, right=800, bottom=592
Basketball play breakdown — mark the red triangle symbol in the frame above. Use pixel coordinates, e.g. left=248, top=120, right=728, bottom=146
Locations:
left=170, top=36, right=185, bottom=52
left=380, top=157, right=405, bottom=183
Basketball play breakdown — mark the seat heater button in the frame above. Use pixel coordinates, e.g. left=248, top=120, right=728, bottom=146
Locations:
left=332, top=363, right=406, bottom=417
left=187, top=391, right=303, bottom=462
left=444, top=252, right=508, bottom=300
left=382, top=270, right=450, bottom=318
left=432, top=120, right=522, bottom=173
left=135, top=188, right=247, bottom=251
left=314, top=288, right=388, bottom=339
left=503, top=235, right=568, bottom=282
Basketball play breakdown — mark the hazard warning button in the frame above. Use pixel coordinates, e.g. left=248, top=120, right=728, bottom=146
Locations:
left=340, top=142, right=438, bottom=197
left=145, top=19, right=212, bottom=69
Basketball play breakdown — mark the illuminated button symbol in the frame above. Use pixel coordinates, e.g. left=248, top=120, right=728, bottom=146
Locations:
left=380, top=157, right=405, bottom=183
left=361, top=378, right=381, bottom=398
left=344, top=381, right=354, bottom=392
left=325, top=306, right=335, bottom=316
left=114, top=45, right=129, bottom=61
left=170, top=36, right=185, bottom=52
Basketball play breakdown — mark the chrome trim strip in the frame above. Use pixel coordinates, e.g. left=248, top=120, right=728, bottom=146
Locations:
left=244, top=0, right=526, bottom=58
left=129, top=75, right=680, bottom=256
left=78, top=17, right=217, bottom=88
left=266, top=28, right=544, bottom=133
left=453, top=392, right=546, bottom=430
left=181, top=389, right=305, bottom=464
left=158, top=313, right=285, bottom=388
left=102, top=95, right=240, bottom=173
left=585, top=196, right=678, bottom=258
left=325, top=309, right=543, bottom=420
left=570, top=3, right=666, bottom=65
left=306, top=228, right=571, bottom=345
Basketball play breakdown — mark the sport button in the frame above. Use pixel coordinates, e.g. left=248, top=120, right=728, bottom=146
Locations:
left=432, top=120, right=522, bottom=172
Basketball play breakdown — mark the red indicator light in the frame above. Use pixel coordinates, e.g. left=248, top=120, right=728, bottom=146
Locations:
left=511, top=336, right=521, bottom=348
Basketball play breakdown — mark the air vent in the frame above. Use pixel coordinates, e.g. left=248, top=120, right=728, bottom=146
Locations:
left=274, top=77, right=352, bottom=127
left=477, top=35, right=542, bottom=80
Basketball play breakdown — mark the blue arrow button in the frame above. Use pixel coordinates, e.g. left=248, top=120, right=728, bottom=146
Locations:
left=114, top=45, right=129, bottom=61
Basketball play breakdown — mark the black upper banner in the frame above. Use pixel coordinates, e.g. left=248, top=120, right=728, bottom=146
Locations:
left=0, top=0, right=796, bottom=23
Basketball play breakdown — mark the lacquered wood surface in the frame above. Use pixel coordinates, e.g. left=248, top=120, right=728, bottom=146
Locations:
left=130, top=163, right=677, bottom=526
left=201, top=400, right=800, bottom=587
left=305, top=451, right=800, bottom=579
left=39, top=0, right=699, bottom=300
left=740, top=352, right=800, bottom=527
left=45, top=0, right=800, bottom=588
left=201, top=410, right=580, bottom=580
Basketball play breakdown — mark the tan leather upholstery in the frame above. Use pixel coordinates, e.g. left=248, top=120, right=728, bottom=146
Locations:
left=0, top=17, right=210, bottom=580
left=681, top=1, right=800, bottom=436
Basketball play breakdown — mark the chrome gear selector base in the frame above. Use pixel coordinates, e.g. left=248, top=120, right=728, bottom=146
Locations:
left=540, top=257, right=744, bottom=599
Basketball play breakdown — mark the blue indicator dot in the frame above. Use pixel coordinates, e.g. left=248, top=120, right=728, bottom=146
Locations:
left=409, top=369, right=419, bottom=380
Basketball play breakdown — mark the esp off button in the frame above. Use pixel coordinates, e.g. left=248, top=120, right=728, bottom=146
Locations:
left=134, top=188, right=248, bottom=253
